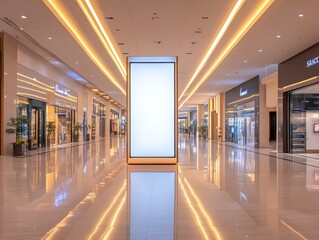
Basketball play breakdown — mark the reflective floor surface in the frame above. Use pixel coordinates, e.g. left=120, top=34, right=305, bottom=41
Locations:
left=1, top=135, right=319, bottom=239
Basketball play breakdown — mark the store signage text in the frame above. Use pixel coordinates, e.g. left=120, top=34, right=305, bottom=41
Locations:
left=240, top=87, right=248, bottom=96
left=55, top=84, right=68, bottom=96
left=306, top=56, right=319, bottom=68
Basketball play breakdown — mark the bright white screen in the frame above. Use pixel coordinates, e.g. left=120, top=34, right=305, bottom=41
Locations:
left=130, top=62, right=175, bottom=157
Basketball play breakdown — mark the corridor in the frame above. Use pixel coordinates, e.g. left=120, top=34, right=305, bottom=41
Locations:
left=0, top=135, right=318, bottom=239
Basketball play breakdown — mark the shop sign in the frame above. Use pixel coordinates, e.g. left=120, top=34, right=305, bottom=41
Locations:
left=306, top=56, right=319, bottom=68
left=55, top=84, right=69, bottom=96
left=55, top=98, right=77, bottom=110
left=237, top=105, right=244, bottom=110
left=240, top=87, right=248, bottom=96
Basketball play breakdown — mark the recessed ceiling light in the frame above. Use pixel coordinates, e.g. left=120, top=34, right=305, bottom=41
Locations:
left=153, top=41, right=161, bottom=44
left=276, top=35, right=281, bottom=38
left=123, top=52, right=129, bottom=55
left=118, top=42, right=124, bottom=45
left=298, top=14, right=304, bottom=17
left=21, top=15, right=27, bottom=19
left=186, top=52, right=193, bottom=55
left=115, top=29, right=120, bottom=32
left=258, top=49, right=263, bottom=52
left=226, top=74, right=230, bottom=76
left=194, top=30, right=202, bottom=34
left=202, top=16, right=209, bottom=20
left=20, top=27, right=24, bottom=30
left=244, top=60, right=248, bottom=63
left=91, top=74, right=94, bottom=77
left=48, top=37, right=52, bottom=40
left=75, top=61, right=79, bottom=64
left=191, top=41, right=197, bottom=45
left=105, top=16, right=114, bottom=20
left=92, top=88, right=98, bottom=92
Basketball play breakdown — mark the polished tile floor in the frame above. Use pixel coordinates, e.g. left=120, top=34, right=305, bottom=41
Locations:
left=1, top=135, right=319, bottom=240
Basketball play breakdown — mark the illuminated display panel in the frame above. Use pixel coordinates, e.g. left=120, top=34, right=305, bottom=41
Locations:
left=128, top=57, right=177, bottom=164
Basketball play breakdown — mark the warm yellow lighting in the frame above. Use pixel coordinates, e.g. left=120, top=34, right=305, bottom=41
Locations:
left=54, top=93, right=78, bottom=103
left=179, top=0, right=245, bottom=101
left=102, top=193, right=127, bottom=240
left=184, top=178, right=223, bottom=240
left=91, top=88, right=99, bottom=92
left=17, top=92, right=47, bottom=101
left=178, top=177, right=210, bottom=240
left=227, top=94, right=259, bottom=105
left=18, top=73, right=54, bottom=89
left=43, top=0, right=126, bottom=95
left=18, top=85, right=47, bottom=95
left=280, top=220, right=308, bottom=240
left=18, top=78, right=54, bottom=92
left=279, top=76, right=319, bottom=91
left=179, top=0, right=274, bottom=108
left=77, top=0, right=126, bottom=80
left=88, top=182, right=126, bottom=240
left=246, top=173, right=255, bottom=182
left=17, top=100, right=29, bottom=105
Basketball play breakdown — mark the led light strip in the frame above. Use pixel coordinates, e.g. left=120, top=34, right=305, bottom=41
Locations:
left=17, top=85, right=47, bottom=95
left=179, top=0, right=245, bottom=101
left=179, top=0, right=274, bottom=109
left=43, top=0, right=126, bottom=95
left=77, top=0, right=126, bottom=80
left=17, top=92, right=47, bottom=101
left=18, top=79, right=54, bottom=92
left=18, top=73, right=54, bottom=89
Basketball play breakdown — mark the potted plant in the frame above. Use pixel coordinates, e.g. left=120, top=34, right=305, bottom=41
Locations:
left=198, top=125, right=208, bottom=139
left=46, top=122, right=56, bottom=147
left=86, top=123, right=91, bottom=141
left=73, top=122, right=83, bottom=142
left=6, top=115, right=29, bottom=156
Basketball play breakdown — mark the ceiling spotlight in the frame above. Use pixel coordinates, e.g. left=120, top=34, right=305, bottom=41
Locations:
left=75, top=61, right=79, bottom=64
left=91, top=75, right=94, bottom=77
left=105, top=16, right=114, bottom=20
left=258, top=49, right=263, bottom=52
left=226, top=74, right=230, bottom=76
left=21, top=15, right=27, bottom=19
left=48, top=37, right=52, bottom=40
left=276, top=35, right=281, bottom=38
left=118, top=42, right=124, bottom=45
left=202, top=16, right=209, bottom=20
left=20, top=27, right=24, bottom=30
left=115, top=29, right=120, bottom=32
left=244, top=60, right=248, bottom=63
left=191, top=41, right=197, bottom=45
left=123, top=52, right=129, bottom=55
left=186, top=52, right=193, bottom=55
left=298, top=14, right=304, bottom=17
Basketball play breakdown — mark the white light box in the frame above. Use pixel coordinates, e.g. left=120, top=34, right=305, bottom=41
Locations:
left=127, top=56, right=178, bottom=164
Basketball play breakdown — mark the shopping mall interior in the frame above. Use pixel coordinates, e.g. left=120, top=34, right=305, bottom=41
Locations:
left=1, top=0, right=319, bottom=239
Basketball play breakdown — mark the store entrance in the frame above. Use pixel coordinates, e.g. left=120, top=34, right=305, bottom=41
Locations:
left=29, top=99, right=46, bottom=149
left=289, top=84, right=319, bottom=153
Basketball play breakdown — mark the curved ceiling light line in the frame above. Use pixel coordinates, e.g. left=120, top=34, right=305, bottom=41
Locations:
left=179, top=0, right=275, bottom=109
left=77, top=0, right=126, bottom=80
left=44, top=0, right=126, bottom=95
left=178, top=0, right=245, bottom=102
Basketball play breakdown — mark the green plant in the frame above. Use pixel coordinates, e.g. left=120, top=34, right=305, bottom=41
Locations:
left=74, top=122, right=83, bottom=136
left=6, top=115, right=29, bottom=145
left=198, top=125, right=208, bottom=138
left=46, top=122, right=56, bottom=138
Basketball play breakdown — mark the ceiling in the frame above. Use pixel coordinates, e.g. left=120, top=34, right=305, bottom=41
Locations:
left=0, top=0, right=318, bottom=112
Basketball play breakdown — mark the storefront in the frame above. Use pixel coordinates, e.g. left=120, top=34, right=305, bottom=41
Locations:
left=225, top=76, right=259, bottom=147
left=92, top=99, right=106, bottom=139
left=279, top=42, right=319, bottom=153
left=110, top=109, right=120, bottom=135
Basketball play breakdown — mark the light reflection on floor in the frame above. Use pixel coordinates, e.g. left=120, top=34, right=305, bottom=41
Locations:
left=1, top=135, right=319, bottom=239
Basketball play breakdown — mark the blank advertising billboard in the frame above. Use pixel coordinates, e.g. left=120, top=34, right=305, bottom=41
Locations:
left=127, top=57, right=177, bottom=164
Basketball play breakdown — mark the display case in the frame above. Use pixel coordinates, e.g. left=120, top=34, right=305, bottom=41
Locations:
left=290, top=110, right=306, bottom=152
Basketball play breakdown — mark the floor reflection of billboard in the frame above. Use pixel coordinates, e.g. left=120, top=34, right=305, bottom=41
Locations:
left=130, top=172, right=175, bottom=240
